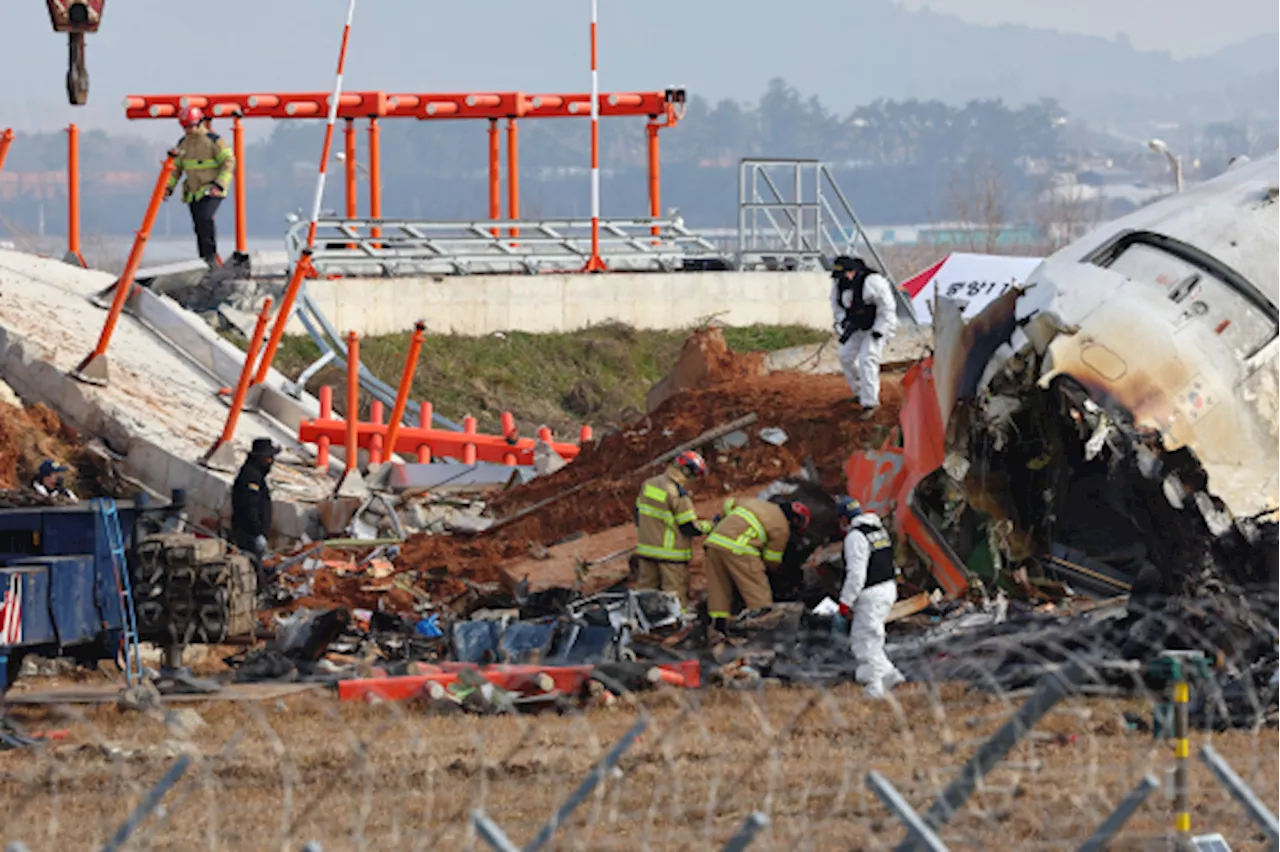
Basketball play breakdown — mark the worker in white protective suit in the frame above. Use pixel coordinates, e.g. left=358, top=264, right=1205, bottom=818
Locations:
left=836, top=497, right=905, bottom=698
left=830, top=255, right=898, bottom=418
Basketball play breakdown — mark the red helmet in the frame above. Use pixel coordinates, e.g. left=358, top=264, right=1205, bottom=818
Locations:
left=673, top=450, right=708, bottom=479
left=788, top=501, right=812, bottom=533
left=179, top=106, right=204, bottom=128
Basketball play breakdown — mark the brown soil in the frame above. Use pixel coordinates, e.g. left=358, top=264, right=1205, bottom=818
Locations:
left=1, top=685, right=1274, bottom=850
left=0, top=398, right=100, bottom=496
left=644, top=326, right=768, bottom=412
left=284, top=366, right=901, bottom=614
left=358, top=369, right=902, bottom=611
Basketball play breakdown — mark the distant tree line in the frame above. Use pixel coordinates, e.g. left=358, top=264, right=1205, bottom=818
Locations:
left=0, top=78, right=1271, bottom=240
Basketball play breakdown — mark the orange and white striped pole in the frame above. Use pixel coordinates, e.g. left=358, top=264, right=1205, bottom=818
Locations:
left=307, top=0, right=357, bottom=248
left=253, top=0, right=357, bottom=386
left=583, top=0, right=606, bottom=272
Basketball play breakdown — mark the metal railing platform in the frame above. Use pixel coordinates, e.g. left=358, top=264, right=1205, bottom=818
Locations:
left=285, top=217, right=722, bottom=276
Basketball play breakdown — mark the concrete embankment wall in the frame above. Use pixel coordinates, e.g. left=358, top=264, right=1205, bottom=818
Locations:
left=289, top=271, right=833, bottom=336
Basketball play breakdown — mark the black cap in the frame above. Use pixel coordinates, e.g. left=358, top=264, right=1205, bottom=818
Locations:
left=831, top=255, right=858, bottom=275
left=250, top=438, right=281, bottom=458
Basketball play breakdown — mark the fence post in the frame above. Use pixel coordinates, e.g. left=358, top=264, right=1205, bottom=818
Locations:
left=1173, top=660, right=1191, bottom=840
left=71, top=151, right=178, bottom=385
left=870, top=771, right=951, bottom=852
left=895, top=663, right=1081, bottom=852
left=523, top=718, right=649, bottom=852
left=721, top=812, right=771, bottom=852
left=470, top=810, right=520, bottom=852
left=101, top=755, right=191, bottom=852
left=1198, top=744, right=1280, bottom=846
left=1077, top=774, right=1160, bottom=852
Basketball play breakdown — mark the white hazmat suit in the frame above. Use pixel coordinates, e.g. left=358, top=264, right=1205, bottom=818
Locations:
left=840, top=512, right=905, bottom=698
left=831, top=270, right=898, bottom=409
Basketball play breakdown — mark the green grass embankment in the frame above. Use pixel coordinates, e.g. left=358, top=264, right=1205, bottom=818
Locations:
left=265, top=323, right=827, bottom=435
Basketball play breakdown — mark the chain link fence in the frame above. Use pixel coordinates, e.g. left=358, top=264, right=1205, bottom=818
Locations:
left=1, top=597, right=1276, bottom=852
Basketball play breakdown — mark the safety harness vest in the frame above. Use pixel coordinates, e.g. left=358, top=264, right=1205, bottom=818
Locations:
left=853, top=517, right=898, bottom=586
left=839, top=270, right=877, bottom=332
left=706, top=503, right=784, bottom=564
left=635, top=480, right=699, bottom=562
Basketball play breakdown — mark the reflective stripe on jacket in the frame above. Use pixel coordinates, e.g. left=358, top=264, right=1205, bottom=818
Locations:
left=634, top=471, right=702, bottom=562
left=705, top=497, right=790, bottom=566
left=167, top=128, right=235, bottom=203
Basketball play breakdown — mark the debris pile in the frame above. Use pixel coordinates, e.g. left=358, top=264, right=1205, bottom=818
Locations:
left=266, top=366, right=905, bottom=616
left=0, top=390, right=127, bottom=503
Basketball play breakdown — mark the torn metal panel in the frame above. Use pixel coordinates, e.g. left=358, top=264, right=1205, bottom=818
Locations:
left=919, top=155, right=1280, bottom=604
left=931, top=288, right=1023, bottom=435
left=845, top=359, right=970, bottom=598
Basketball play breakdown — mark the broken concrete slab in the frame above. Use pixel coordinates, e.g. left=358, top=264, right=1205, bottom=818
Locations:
left=0, top=249, right=334, bottom=543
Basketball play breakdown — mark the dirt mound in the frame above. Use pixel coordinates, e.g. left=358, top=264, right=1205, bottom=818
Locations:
left=0, top=399, right=86, bottom=491
left=644, top=326, right=767, bottom=413
left=377, top=369, right=905, bottom=611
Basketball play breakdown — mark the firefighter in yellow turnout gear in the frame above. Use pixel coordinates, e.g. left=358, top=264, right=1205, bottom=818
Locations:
left=165, top=105, right=235, bottom=269
left=704, top=496, right=811, bottom=627
left=633, top=451, right=712, bottom=608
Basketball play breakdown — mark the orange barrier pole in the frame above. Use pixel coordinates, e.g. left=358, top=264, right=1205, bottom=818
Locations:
left=232, top=116, right=247, bottom=256
left=417, top=402, right=433, bottom=461
left=203, top=297, right=273, bottom=462
left=72, top=152, right=177, bottom=381
left=368, top=400, right=384, bottom=465
left=462, top=416, right=478, bottom=464
left=344, top=331, right=360, bottom=474
left=344, top=118, right=358, bottom=220
left=487, top=118, right=500, bottom=238
left=500, top=411, right=518, bottom=465
left=252, top=248, right=311, bottom=385
left=368, top=117, right=382, bottom=243
left=506, top=117, right=520, bottom=240
left=383, top=320, right=425, bottom=462
left=0, top=128, right=13, bottom=174
left=66, top=123, right=85, bottom=266
left=343, top=118, right=358, bottom=249
left=298, top=417, right=584, bottom=464
left=580, top=424, right=593, bottom=444
left=647, top=121, right=660, bottom=240
left=317, top=385, right=333, bottom=468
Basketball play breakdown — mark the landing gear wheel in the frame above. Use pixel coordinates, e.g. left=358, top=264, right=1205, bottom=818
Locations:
left=66, top=33, right=88, bottom=106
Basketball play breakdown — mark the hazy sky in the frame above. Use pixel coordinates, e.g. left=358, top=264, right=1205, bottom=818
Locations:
left=897, top=0, right=1277, bottom=56
left=0, top=0, right=1274, bottom=138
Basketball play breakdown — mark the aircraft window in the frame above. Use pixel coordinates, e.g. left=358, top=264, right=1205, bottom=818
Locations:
left=1088, top=230, right=1278, bottom=359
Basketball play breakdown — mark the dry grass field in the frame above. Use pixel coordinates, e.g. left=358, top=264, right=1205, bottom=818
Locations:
left=1, top=679, right=1276, bottom=851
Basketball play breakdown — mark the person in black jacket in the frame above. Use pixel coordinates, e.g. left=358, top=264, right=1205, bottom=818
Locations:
left=232, top=438, right=278, bottom=585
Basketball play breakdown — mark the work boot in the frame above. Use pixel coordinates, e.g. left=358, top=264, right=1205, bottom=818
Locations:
left=881, top=669, right=906, bottom=692
left=733, top=606, right=783, bottom=632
